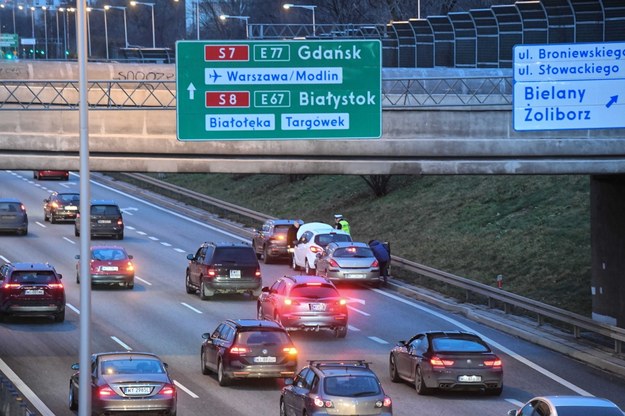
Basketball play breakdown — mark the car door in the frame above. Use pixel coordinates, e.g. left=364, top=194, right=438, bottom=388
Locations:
left=254, top=221, right=270, bottom=256
left=396, top=335, right=424, bottom=381
left=260, top=279, right=283, bottom=319
left=294, top=231, right=312, bottom=268
left=284, top=368, right=312, bottom=414
left=204, top=324, right=226, bottom=372
left=188, top=246, right=206, bottom=286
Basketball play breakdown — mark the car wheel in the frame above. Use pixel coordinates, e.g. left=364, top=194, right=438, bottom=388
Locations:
left=185, top=272, right=195, bottom=294
left=44, top=212, right=49, bottom=222
left=17, top=228, right=27, bottom=236
left=54, top=309, right=65, bottom=323
left=68, top=383, right=78, bottom=410
left=217, top=359, right=231, bottom=386
left=487, top=386, right=503, bottom=396
left=201, top=350, right=210, bottom=375
left=117, top=231, right=124, bottom=240
left=127, top=280, right=134, bottom=290
left=50, top=214, right=57, bottom=224
left=305, top=260, right=314, bottom=275
left=415, top=366, right=431, bottom=395
left=389, top=355, right=401, bottom=382
left=257, top=304, right=264, bottom=320
left=334, top=325, right=347, bottom=338
left=263, top=246, right=272, bottom=264
left=291, top=255, right=299, bottom=271
left=279, top=399, right=287, bottom=416
left=200, top=279, right=212, bottom=301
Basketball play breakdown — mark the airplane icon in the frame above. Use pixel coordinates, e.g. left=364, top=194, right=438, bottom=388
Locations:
left=207, top=69, right=222, bottom=83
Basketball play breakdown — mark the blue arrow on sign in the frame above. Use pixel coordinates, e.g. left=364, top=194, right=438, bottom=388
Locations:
left=606, top=95, right=618, bottom=108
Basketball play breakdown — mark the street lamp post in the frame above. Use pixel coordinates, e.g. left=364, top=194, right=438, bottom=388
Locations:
left=219, top=14, right=250, bottom=39
left=283, top=3, right=317, bottom=36
left=86, top=7, right=92, bottom=57
left=105, top=6, right=128, bottom=49
left=130, top=1, right=155, bottom=48
left=42, top=6, right=48, bottom=59
left=29, top=6, right=35, bottom=59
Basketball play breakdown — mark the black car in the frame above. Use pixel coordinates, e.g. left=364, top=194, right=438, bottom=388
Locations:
left=75, top=200, right=124, bottom=240
left=280, top=360, right=393, bottom=416
left=252, top=219, right=303, bottom=264
left=69, top=352, right=176, bottom=415
left=0, top=262, right=65, bottom=322
left=389, top=331, right=503, bottom=395
left=185, top=242, right=262, bottom=300
left=0, top=198, right=28, bottom=236
left=201, top=319, right=298, bottom=386
left=43, top=192, right=80, bottom=223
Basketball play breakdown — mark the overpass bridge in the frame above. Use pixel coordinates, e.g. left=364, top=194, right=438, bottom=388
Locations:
left=1, top=60, right=625, bottom=328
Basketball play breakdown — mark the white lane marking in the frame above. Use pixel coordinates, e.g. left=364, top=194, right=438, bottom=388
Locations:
left=148, top=236, right=159, bottom=241
left=368, top=336, right=389, bottom=345
left=174, top=248, right=186, bottom=253
left=59, top=183, right=70, bottom=189
left=35, top=221, right=46, bottom=228
left=506, top=398, right=524, bottom=408
left=66, top=303, right=80, bottom=314
left=135, top=276, right=152, bottom=286
left=349, top=297, right=366, bottom=305
left=174, top=380, right=199, bottom=399
left=111, top=336, right=133, bottom=351
left=63, top=237, right=76, bottom=244
left=348, top=325, right=360, bottom=332
left=372, top=289, right=593, bottom=396
left=0, top=254, right=10, bottom=263
left=0, top=358, right=55, bottom=416
left=160, top=242, right=172, bottom=247
left=347, top=306, right=370, bottom=316
left=136, top=231, right=147, bottom=236
left=126, top=226, right=136, bottom=230
left=181, top=302, right=203, bottom=314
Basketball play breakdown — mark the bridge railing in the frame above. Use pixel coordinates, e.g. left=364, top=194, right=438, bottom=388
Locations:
left=0, top=76, right=513, bottom=110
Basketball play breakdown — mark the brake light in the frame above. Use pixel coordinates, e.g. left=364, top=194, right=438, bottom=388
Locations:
left=283, top=347, right=297, bottom=356
left=313, top=397, right=333, bottom=408
left=158, top=384, right=175, bottom=396
left=273, top=235, right=286, bottom=241
left=284, top=298, right=292, bottom=306
left=229, top=346, right=250, bottom=354
left=207, top=268, right=216, bottom=277
left=484, top=359, right=502, bottom=368
left=48, top=283, right=64, bottom=290
left=339, top=299, right=347, bottom=306
left=20, top=204, right=26, bottom=212
left=2, top=283, right=21, bottom=290
left=116, top=218, right=123, bottom=226
left=371, top=259, right=379, bottom=267
left=255, top=268, right=261, bottom=278
left=305, top=282, right=322, bottom=286
left=309, top=246, right=322, bottom=253
left=430, top=357, right=454, bottom=367
left=328, top=259, right=339, bottom=268
left=98, top=386, right=116, bottom=397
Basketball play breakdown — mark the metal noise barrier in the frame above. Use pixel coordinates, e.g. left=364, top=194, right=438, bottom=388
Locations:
left=0, top=374, right=36, bottom=416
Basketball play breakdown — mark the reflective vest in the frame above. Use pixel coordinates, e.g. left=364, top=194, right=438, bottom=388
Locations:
left=337, top=219, right=350, bottom=234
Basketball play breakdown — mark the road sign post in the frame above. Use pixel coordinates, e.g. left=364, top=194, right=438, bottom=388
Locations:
left=513, top=41, right=625, bottom=131
left=175, top=40, right=381, bottom=140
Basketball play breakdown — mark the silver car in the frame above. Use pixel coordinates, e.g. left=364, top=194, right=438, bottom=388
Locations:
left=315, top=241, right=381, bottom=286
left=508, top=396, right=625, bottom=416
left=0, top=198, right=28, bottom=236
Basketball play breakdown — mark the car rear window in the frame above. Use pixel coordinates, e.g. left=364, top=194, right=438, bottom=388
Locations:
left=213, top=247, right=257, bottom=263
left=237, top=330, right=291, bottom=345
left=324, top=375, right=381, bottom=397
left=0, top=203, right=21, bottom=212
left=10, top=271, right=58, bottom=284
left=334, top=247, right=374, bottom=258
left=431, top=337, right=490, bottom=353
left=315, top=233, right=352, bottom=247
left=59, top=194, right=79, bottom=203
left=91, top=205, right=120, bottom=216
left=290, top=284, right=339, bottom=299
left=92, top=248, right=127, bottom=261
left=101, top=358, right=164, bottom=375
left=557, top=407, right=624, bottom=416
left=273, top=225, right=290, bottom=235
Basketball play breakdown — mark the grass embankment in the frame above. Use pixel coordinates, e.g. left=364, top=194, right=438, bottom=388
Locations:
left=150, top=173, right=591, bottom=315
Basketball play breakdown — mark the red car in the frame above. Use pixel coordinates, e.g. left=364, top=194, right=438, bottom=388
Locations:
left=76, top=246, right=135, bottom=289
left=33, top=170, right=69, bottom=180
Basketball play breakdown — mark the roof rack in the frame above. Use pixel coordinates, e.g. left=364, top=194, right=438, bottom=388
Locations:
left=309, top=360, right=370, bottom=369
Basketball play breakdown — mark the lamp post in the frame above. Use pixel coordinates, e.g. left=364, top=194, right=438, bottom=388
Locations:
left=55, top=7, right=61, bottom=59
left=86, top=7, right=92, bottom=57
left=283, top=3, right=316, bottom=36
left=219, top=14, right=249, bottom=39
left=105, top=6, right=128, bottom=49
left=130, top=1, right=155, bottom=48
left=41, top=6, right=48, bottom=59
left=29, top=6, right=35, bottom=59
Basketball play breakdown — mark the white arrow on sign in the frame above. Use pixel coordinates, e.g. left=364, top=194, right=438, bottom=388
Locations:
left=187, top=83, right=196, bottom=100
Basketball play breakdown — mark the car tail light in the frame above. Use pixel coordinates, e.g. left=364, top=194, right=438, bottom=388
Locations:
left=76, top=213, right=81, bottom=219
left=207, top=268, right=216, bottom=277
left=229, top=345, right=250, bottom=354
left=339, top=299, right=347, bottom=306
left=48, top=283, right=64, bottom=290
left=484, top=359, right=502, bottom=368
left=328, top=259, right=339, bottom=268
left=20, top=204, right=26, bottom=212
left=99, top=386, right=116, bottom=397
left=313, top=397, right=333, bottom=408
left=283, top=347, right=297, bottom=356
left=255, top=268, right=261, bottom=278
left=271, top=235, right=286, bottom=241
left=2, top=283, right=21, bottom=290
left=430, top=357, right=454, bottom=368
left=158, top=384, right=175, bottom=396
left=305, top=282, right=322, bottom=286
left=116, top=218, right=123, bottom=226
left=309, top=246, right=322, bottom=253
left=371, top=259, right=379, bottom=267
left=284, top=298, right=300, bottom=306
left=376, top=396, right=392, bottom=408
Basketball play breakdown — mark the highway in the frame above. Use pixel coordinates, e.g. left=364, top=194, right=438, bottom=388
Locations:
left=1, top=169, right=624, bottom=416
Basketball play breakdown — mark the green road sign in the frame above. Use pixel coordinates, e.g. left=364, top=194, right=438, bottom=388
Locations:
left=0, top=34, right=19, bottom=48
left=175, top=40, right=381, bottom=141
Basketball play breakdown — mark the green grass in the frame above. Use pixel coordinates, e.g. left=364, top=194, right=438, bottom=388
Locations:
left=149, top=173, right=591, bottom=315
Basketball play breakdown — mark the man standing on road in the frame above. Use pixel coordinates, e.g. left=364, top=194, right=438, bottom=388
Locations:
left=369, top=239, right=390, bottom=284
left=287, top=220, right=303, bottom=252
left=334, top=214, right=350, bottom=235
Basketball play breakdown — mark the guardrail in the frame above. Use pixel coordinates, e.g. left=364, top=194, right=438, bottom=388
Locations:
left=0, top=76, right=513, bottom=110
left=0, top=374, right=35, bottom=416
left=116, top=172, right=624, bottom=355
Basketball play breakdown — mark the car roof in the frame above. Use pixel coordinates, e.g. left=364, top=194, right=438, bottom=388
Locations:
left=204, top=241, right=252, bottom=248
left=5, top=262, right=56, bottom=271
left=308, top=360, right=376, bottom=377
left=94, top=351, right=161, bottom=360
left=267, top=219, right=301, bottom=226
left=90, top=245, right=127, bottom=251
left=535, top=396, right=623, bottom=408
left=297, top=222, right=333, bottom=238
left=90, top=199, right=118, bottom=205
left=327, top=241, right=370, bottom=249
left=226, top=319, right=285, bottom=330
left=0, top=197, right=22, bottom=203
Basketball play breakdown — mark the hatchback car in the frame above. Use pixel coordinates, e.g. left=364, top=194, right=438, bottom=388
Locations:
left=43, top=192, right=79, bottom=223
left=75, top=200, right=124, bottom=240
left=257, top=275, right=348, bottom=338
left=253, top=219, right=303, bottom=264
left=33, top=170, right=69, bottom=180
left=186, top=242, right=262, bottom=300
left=508, top=396, right=625, bottom=416
left=389, top=330, right=503, bottom=395
left=0, top=198, right=28, bottom=236
left=69, top=351, right=176, bottom=415
left=316, top=241, right=381, bottom=286
left=292, top=227, right=352, bottom=275
left=280, top=360, right=393, bottom=416
left=0, top=262, right=65, bottom=322
left=201, top=319, right=298, bottom=386
left=75, top=246, right=135, bottom=289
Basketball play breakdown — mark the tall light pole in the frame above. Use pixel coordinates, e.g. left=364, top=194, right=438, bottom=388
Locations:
left=105, top=5, right=128, bottom=49
left=219, top=14, right=250, bottom=39
left=86, top=7, right=92, bottom=57
left=130, top=1, right=155, bottom=48
left=42, top=6, right=48, bottom=58
left=283, top=3, right=316, bottom=36
left=30, top=6, right=35, bottom=59
left=195, top=1, right=199, bottom=40
left=0, top=4, right=17, bottom=34
left=55, top=7, right=60, bottom=58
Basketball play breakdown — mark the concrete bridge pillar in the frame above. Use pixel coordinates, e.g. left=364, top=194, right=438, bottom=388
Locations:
left=591, top=175, right=625, bottom=328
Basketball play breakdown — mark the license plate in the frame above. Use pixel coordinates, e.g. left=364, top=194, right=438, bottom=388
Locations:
left=347, top=274, right=366, bottom=279
left=124, top=386, right=152, bottom=395
left=25, top=289, right=44, bottom=295
left=253, top=356, right=276, bottom=363
left=310, top=303, right=326, bottom=311
left=100, top=266, right=118, bottom=271
left=458, top=375, right=482, bottom=382
left=65, top=206, right=78, bottom=210
left=229, top=270, right=241, bottom=279
left=97, top=219, right=111, bottom=224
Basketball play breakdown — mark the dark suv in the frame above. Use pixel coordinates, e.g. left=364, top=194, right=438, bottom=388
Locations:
left=201, top=319, right=298, bottom=386
left=0, top=262, right=66, bottom=322
left=75, top=200, right=124, bottom=240
left=257, top=275, right=348, bottom=338
left=185, top=242, right=262, bottom=300
left=280, top=360, right=393, bottom=415
left=252, top=219, right=303, bottom=264
left=43, top=192, right=80, bottom=223
left=0, top=198, right=28, bottom=236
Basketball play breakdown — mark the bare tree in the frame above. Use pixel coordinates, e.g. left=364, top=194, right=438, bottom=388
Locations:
left=361, top=175, right=392, bottom=197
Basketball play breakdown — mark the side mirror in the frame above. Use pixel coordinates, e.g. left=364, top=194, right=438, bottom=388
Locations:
left=71, top=363, right=79, bottom=370
left=57, top=274, right=63, bottom=279
left=284, top=378, right=294, bottom=386
left=75, top=254, right=80, bottom=260
left=201, top=333, right=210, bottom=340
left=261, top=286, right=270, bottom=292
left=186, top=254, right=195, bottom=261
left=507, top=411, right=518, bottom=416
left=43, top=198, right=49, bottom=203
left=128, top=255, right=134, bottom=259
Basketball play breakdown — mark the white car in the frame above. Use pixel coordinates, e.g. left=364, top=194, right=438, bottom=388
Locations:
left=292, top=226, right=352, bottom=275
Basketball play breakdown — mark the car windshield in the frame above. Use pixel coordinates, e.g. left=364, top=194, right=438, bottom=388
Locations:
left=556, top=407, right=624, bottom=416
left=431, top=337, right=490, bottom=353
left=92, top=249, right=127, bottom=261
left=333, top=247, right=374, bottom=258
left=237, top=330, right=290, bottom=345
left=315, top=233, right=352, bottom=247
left=10, top=271, right=57, bottom=284
left=213, top=247, right=257, bottom=263
left=59, top=194, right=79, bottom=203
left=101, top=358, right=164, bottom=375
left=290, top=284, right=339, bottom=299
left=324, top=375, right=381, bottom=397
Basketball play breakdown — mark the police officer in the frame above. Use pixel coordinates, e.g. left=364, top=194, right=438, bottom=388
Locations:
left=334, top=214, right=350, bottom=234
